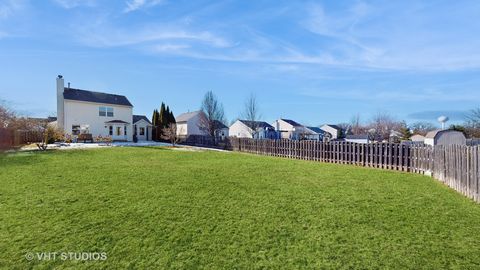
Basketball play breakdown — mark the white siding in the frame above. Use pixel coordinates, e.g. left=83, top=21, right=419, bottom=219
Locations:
left=64, top=100, right=133, bottom=141
left=229, top=120, right=253, bottom=138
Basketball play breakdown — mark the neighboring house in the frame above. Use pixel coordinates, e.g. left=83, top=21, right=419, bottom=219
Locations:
left=389, top=130, right=402, bottom=143
left=272, top=119, right=309, bottom=140
left=56, top=75, right=144, bottom=142
left=133, top=115, right=153, bottom=141
left=175, top=111, right=208, bottom=137
left=229, top=120, right=277, bottom=139
left=425, top=130, right=466, bottom=146
left=214, top=120, right=229, bottom=140
left=304, top=126, right=325, bottom=141
left=411, top=134, right=426, bottom=142
left=345, top=134, right=371, bottom=144
left=320, top=124, right=343, bottom=140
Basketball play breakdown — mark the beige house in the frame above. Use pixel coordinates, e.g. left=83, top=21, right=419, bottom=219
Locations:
left=175, top=111, right=208, bottom=136
left=56, top=75, right=149, bottom=142
left=411, top=134, right=426, bottom=142
left=272, top=119, right=311, bottom=140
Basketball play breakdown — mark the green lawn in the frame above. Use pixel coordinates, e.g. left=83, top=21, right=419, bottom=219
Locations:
left=1, top=147, right=480, bottom=269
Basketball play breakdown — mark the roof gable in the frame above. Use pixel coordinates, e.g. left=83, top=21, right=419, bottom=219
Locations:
left=280, top=119, right=302, bottom=127
left=133, top=115, right=152, bottom=124
left=239, top=120, right=274, bottom=130
left=176, top=111, right=203, bottom=122
left=63, top=88, right=133, bottom=107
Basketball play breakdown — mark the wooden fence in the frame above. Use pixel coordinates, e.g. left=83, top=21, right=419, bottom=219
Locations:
left=0, top=128, right=14, bottom=150
left=0, top=128, right=43, bottom=150
left=229, top=138, right=479, bottom=202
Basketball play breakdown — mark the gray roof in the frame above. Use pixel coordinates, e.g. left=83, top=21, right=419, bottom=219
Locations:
left=176, top=111, right=202, bottom=123
left=306, top=126, right=325, bottom=134
left=346, top=134, right=369, bottom=140
left=425, top=129, right=465, bottom=139
left=213, top=120, right=228, bottom=129
left=239, top=120, right=274, bottom=130
left=281, top=119, right=302, bottom=127
left=133, top=115, right=151, bottom=124
left=64, top=88, right=132, bottom=107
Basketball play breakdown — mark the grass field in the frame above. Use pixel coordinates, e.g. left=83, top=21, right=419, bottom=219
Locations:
left=1, top=147, right=480, bottom=269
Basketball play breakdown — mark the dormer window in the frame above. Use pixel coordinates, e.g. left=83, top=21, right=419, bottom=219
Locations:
left=99, top=106, right=114, bottom=117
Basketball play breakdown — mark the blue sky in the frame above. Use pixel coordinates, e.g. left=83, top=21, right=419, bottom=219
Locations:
left=0, top=0, right=479, bottom=127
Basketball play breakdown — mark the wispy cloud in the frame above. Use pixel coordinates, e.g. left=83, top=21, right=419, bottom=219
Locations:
left=124, top=0, right=164, bottom=13
left=407, top=110, right=469, bottom=121
left=300, top=88, right=480, bottom=103
left=52, top=0, right=97, bottom=9
left=77, top=24, right=231, bottom=49
left=0, top=0, right=25, bottom=19
left=301, top=2, right=480, bottom=71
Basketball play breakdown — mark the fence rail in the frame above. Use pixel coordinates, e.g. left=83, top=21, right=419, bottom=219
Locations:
left=229, top=138, right=479, bottom=203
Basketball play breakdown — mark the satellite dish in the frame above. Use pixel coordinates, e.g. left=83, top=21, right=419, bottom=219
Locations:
left=437, top=115, right=449, bottom=130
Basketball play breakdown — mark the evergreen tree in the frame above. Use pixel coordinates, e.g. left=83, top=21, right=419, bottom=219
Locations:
left=169, top=110, right=176, bottom=124
left=159, top=103, right=166, bottom=128
left=151, top=109, right=159, bottom=141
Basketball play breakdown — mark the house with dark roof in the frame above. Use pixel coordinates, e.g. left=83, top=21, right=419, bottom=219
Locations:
left=272, top=118, right=313, bottom=140
left=229, top=120, right=278, bottom=139
left=133, top=115, right=153, bottom=141
left=56, top=75, right=151, bottom=141
left=320, top=124, right=343, bottom=140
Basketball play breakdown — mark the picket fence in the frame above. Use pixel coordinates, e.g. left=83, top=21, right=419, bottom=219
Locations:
left=228, top=138, right=480, bottom=203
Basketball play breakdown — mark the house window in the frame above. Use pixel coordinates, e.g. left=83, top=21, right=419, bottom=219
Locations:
left=124, top=126, right=127, bottom=136
left=116, top=127, right=121, bottom=136
left=99, top=107, right=114, bottom=117
left=109, top=126, right=113, bottom=136
left=72, top=125, right=80, bottom=135
left=139, top=127, right=145, bottom=135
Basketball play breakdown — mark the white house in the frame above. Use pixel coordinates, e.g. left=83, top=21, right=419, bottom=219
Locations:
left=229, top=120, right=277, bottom=139
left=175, top=111, right=208, bottom=136
left=272, top=119, right=315, bottom=140
left=56, top=75, right=148, bottom=142
left=320, top=124, right=343, bottom=140
left=133, top=115, right=153, bottom=141
left=425, top=130, right=466, bottom=146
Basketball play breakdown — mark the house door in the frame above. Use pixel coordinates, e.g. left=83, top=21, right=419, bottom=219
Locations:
left=110, top=125, right=127, bottom=141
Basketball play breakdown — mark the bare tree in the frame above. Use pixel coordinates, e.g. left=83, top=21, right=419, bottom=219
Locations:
left=410, top=121, right=437, bottom=136
left=0, top=100, right=15, bottom=128
left=162, top=123, right=181, bottom=146
left=241, top=93, right=261, bottom=138
left=368, top=112, right=404, bottom=141
left=464, top=108, right=480, bottom=138
left=349, top=113, right=366, bottom=135
left=199, top=91, right=226, bottom=137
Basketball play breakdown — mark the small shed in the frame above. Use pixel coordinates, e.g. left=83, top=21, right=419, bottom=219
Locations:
left=424, top=130, right=466, bottom=146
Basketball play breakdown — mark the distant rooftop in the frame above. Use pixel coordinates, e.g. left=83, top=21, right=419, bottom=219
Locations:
left=280, top=119, right=303, bottom=127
